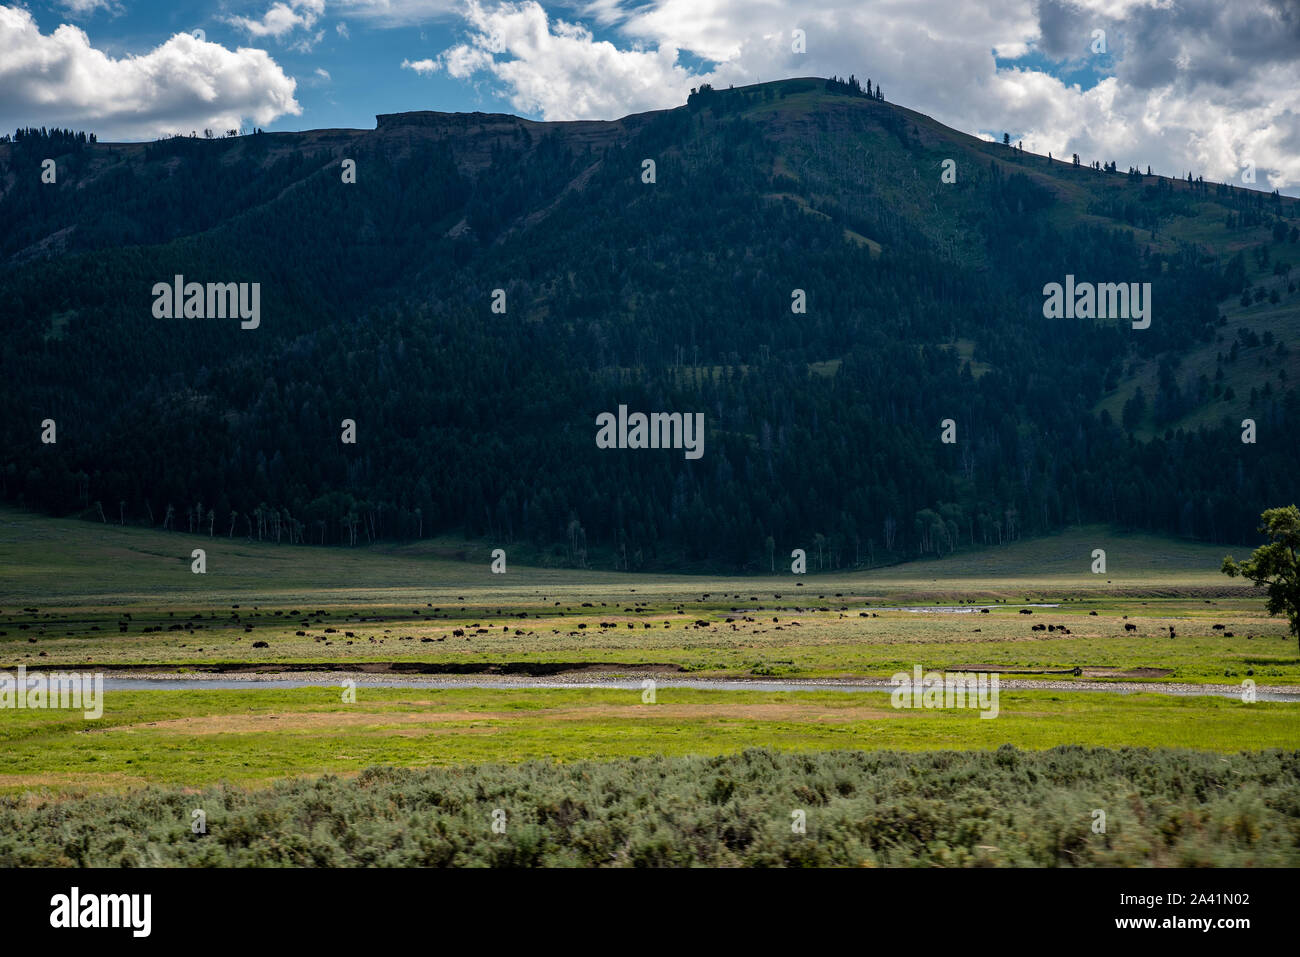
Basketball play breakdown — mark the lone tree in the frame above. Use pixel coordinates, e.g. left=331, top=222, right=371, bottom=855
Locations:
left=1222, top=506, right=1300, bottom=651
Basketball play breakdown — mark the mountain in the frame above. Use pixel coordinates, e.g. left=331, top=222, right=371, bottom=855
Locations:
left=1, top=76, right=1297, bottom=571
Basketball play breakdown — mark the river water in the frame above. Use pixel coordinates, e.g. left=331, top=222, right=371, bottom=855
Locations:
left=94, top=674, right=1300, bottom=701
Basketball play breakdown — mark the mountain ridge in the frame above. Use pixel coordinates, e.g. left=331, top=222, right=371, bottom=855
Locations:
left=1, top=76, right=1296, bottom=569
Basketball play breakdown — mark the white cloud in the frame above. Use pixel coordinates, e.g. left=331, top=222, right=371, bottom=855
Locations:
left=54, top=0, right=120, bottom=16
left=401, top=57, right=438, bottom=74
left=994, top=41, right=1032, bottom=58
left=0, top=6, right=301, bottom=140
left=412, top=1, right=707, bottom=119
left=337, top=21, right=350, bottom=38
left=228, top=0, right=325, bottom=39
left=1013, top=0, right=1300, bottom=190
left=315, top=66, right=331, bottom=79
left=335, top=0, right=460, bottom=26
left=1066, top=0, right=1175, bottom=17
left=420, top=0, right=1300, bottom=192
left=416, top=0, right=1041, bottom=122
left=290, top=28, right=326, bottom=53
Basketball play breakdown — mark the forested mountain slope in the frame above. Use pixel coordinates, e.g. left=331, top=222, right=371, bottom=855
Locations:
left=1, top=77, right=1296, bottom=571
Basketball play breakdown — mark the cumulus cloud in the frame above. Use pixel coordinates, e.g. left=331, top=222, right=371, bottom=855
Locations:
left=0, top=6, right=301, bottom=140
left=1026, top=0, right=1300, bottom=188
left=411, top=1, right=711, bottom=119
left=416, top=0, right=1299, bottom=192
left=417, top=0, right=1038, bottom=121
left=228, top=0, right=324, bottom=39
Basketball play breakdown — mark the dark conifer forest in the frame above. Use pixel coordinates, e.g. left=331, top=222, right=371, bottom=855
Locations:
left=2, top=78, right=1297, bottom=571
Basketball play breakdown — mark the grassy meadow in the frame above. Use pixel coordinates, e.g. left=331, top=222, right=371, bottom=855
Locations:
left=2, top=685, right=1297, bottom=796
left=1, top=508, right=1297, bottom=866
left=2, top=508, right=1295, bottom=685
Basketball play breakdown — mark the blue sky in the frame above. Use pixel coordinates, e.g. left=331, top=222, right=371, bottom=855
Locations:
left=3, top=0, right=1298, bottom=193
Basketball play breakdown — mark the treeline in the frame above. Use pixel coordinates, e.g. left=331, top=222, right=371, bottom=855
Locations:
left=825, top=74, right=884, bottom=100
left=1, top=127, right=96, bottom=147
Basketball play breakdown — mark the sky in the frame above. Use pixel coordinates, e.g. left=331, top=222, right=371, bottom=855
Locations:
left=1, top=0, right=1298, bottom=194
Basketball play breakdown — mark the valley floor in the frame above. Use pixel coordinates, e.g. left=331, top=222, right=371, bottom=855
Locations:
left=1, top=510, right=1296, bottom=866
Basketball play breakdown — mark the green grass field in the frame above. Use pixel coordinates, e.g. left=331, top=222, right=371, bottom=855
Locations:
left=3, top=509, right=1294, bottom=685
left=0, top=508, right=1254, bottom=603
left=1, top=508, right=1297, bottom=815
left=2, top=686, right=1296, bottom=797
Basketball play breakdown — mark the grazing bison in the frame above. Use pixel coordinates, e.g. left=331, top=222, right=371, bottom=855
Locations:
left=1124, top=623, right=1138, bottom=632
